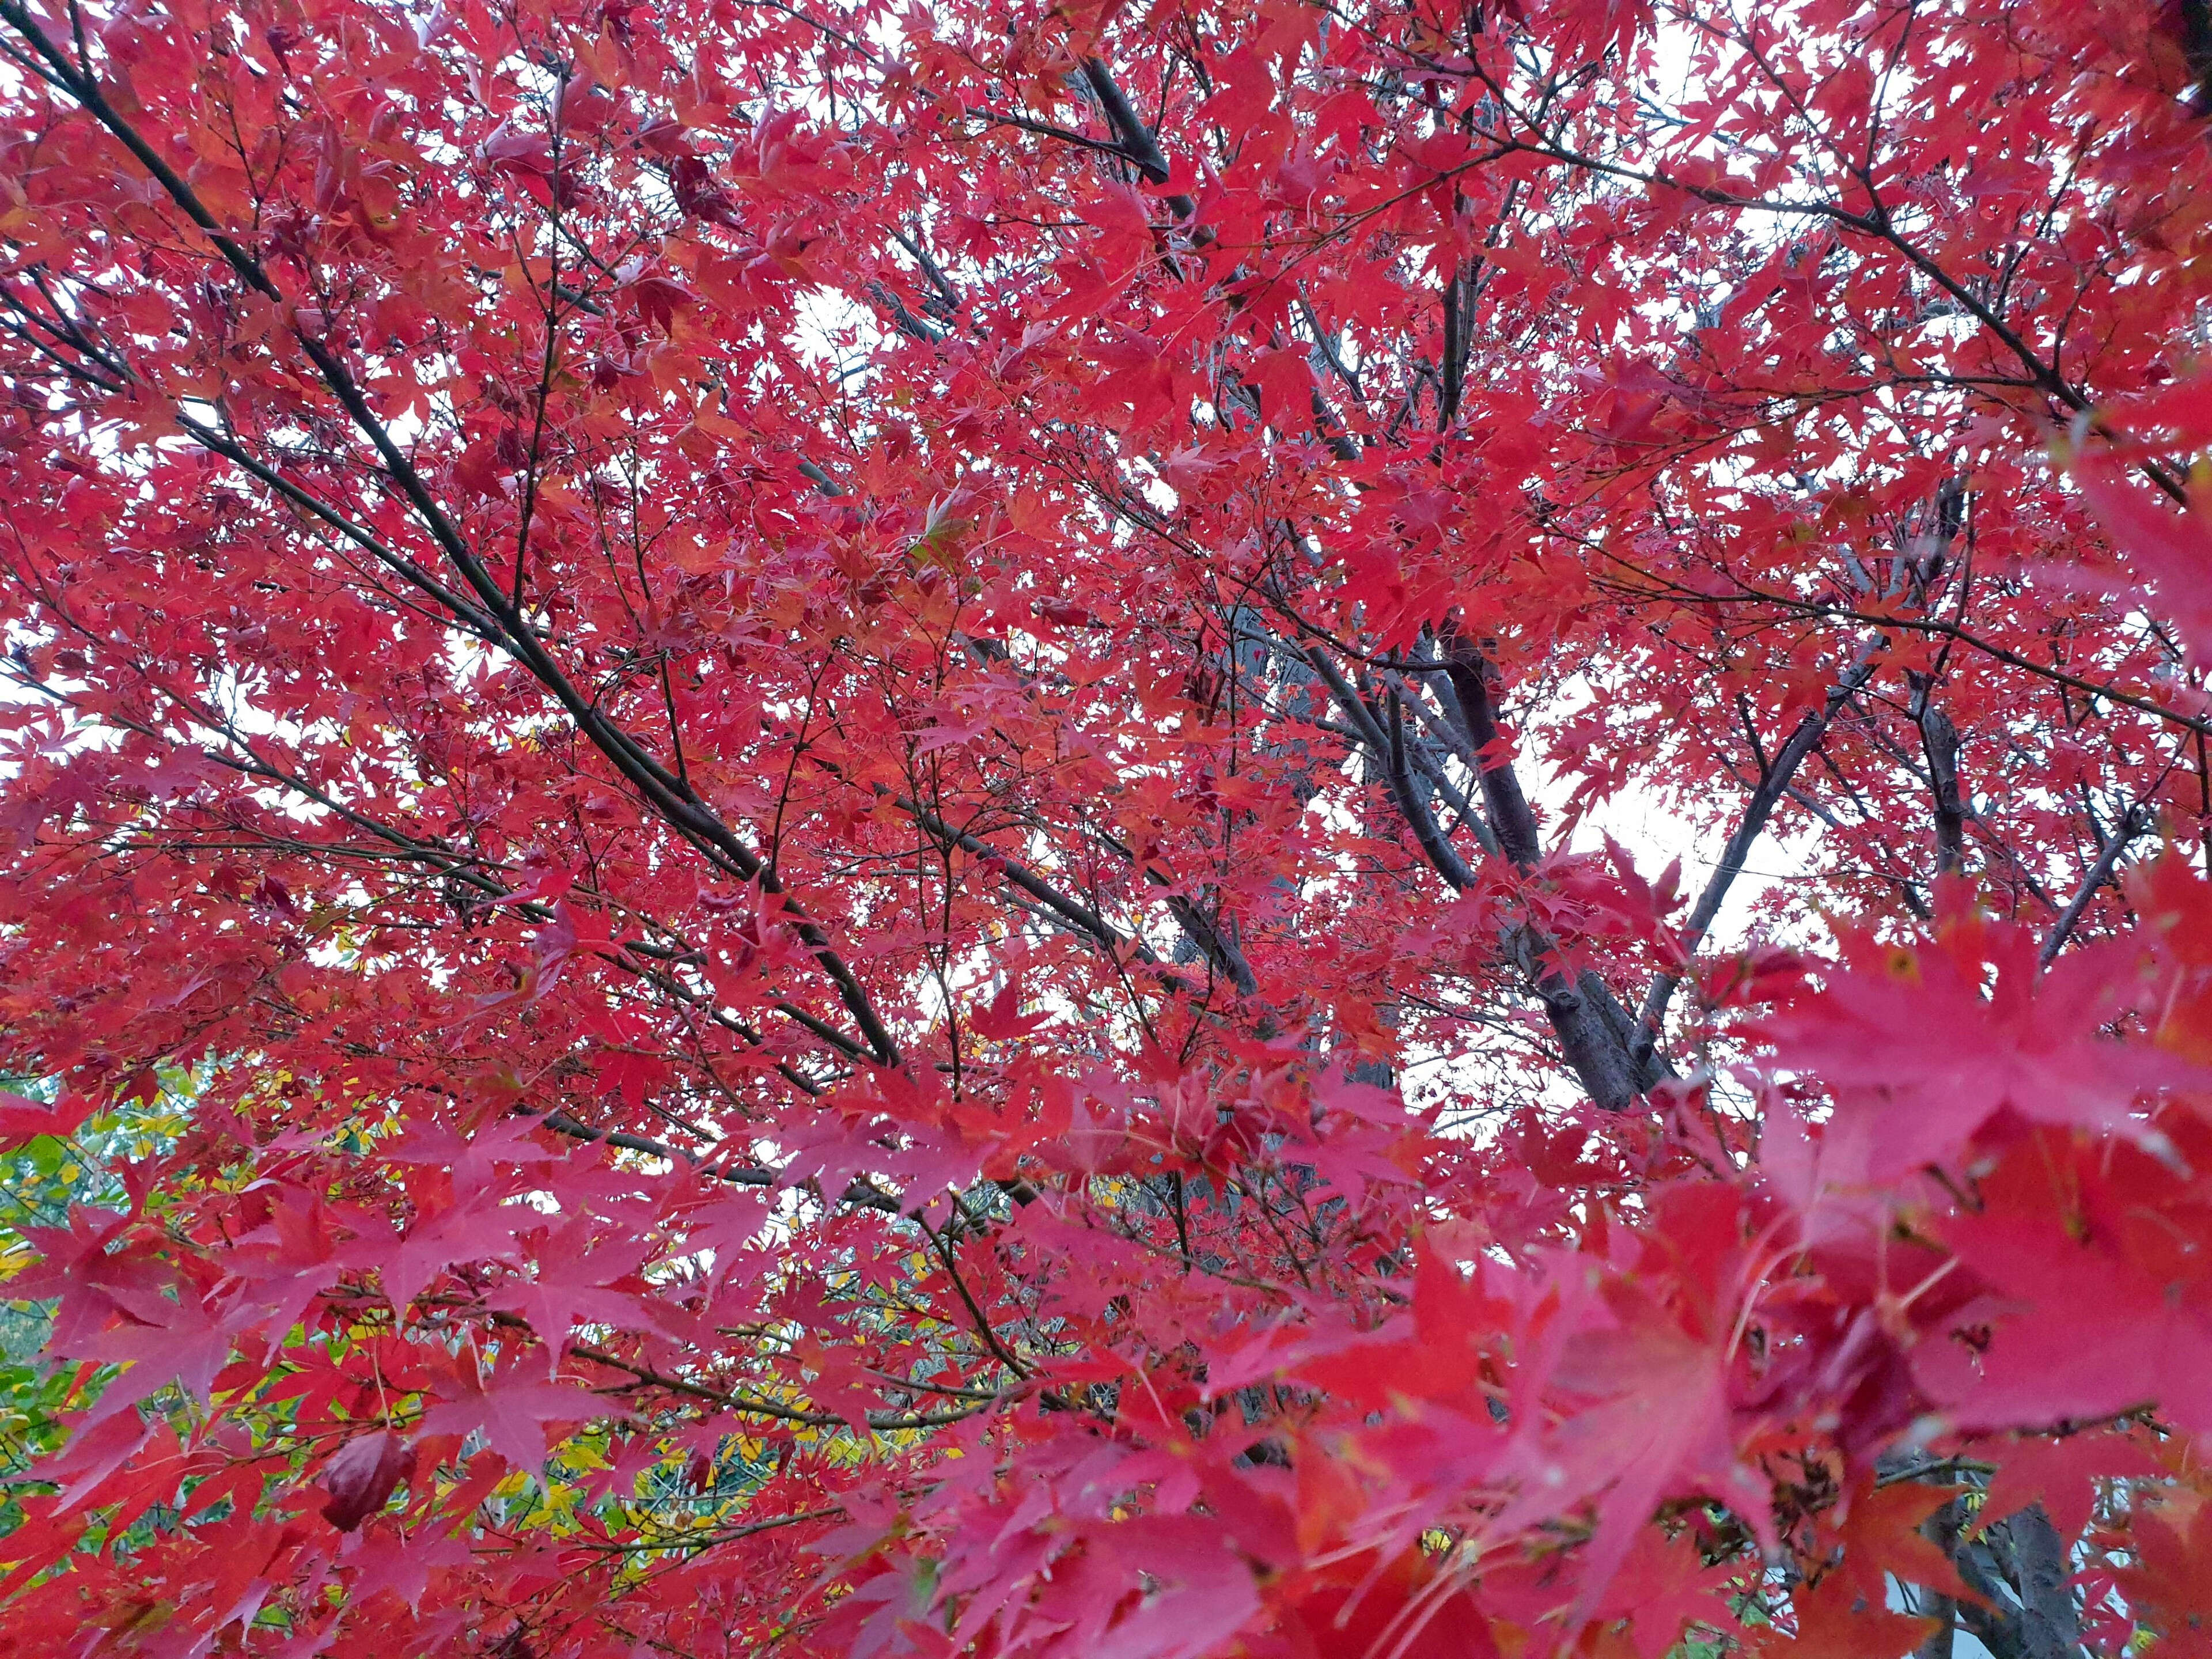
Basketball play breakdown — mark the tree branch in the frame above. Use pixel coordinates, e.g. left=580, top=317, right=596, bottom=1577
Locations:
left=2040, top=803, right=2149, bottom=965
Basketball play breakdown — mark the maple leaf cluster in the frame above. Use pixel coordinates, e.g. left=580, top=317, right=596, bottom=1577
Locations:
left=6, top=0, right=2212, bottom=1654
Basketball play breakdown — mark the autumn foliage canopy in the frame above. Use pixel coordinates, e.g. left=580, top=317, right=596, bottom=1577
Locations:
left=12, top=0, right=2212, bottom=1653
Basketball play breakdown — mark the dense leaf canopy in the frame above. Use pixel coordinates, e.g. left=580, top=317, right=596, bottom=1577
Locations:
left=6, top=0, right=2212, bottom=1654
